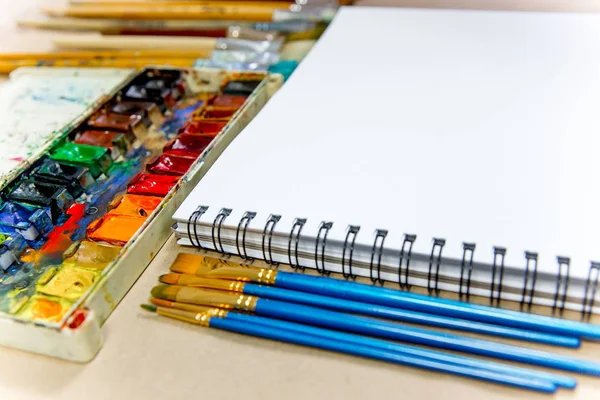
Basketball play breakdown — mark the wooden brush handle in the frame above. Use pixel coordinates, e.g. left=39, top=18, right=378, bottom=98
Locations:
left=43, top=5, right=279, bottom=21
left=52, top=34, right=218, bottom=51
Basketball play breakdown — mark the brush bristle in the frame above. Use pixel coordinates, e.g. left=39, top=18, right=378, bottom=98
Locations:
left=150, top=298, right=173, bottom=308
left=140, top=304, right=157, bottom=312
left=159, top=273, right=180, bottom=285
left=170, top=262, right=198, bottom=275
left=151, top=284, right=179, bottom=300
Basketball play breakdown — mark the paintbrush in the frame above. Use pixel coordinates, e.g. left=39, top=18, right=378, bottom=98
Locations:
left=158, top=272, right=579, bottom=347
left=150, top=284, right=600, bottom=375
left=18, top=18, right=316, bottom=34
left=18, top=17, right=248, bottom=33
left=43, top=4, right=285, bottom=21
left=170, top=254, right=600, bottom=340
left=69, top=0, right=300, bottom=4
left=0, top=58, right=197, bottom=74
left=61, top=1, right=294, bottom=7
left=140, top=303, right=558, bottom=392
left=0, top=50, right=210, bottom=60
left=50, top=33, right=282, bottom=52
left=149, top=297, right=575, bottom=389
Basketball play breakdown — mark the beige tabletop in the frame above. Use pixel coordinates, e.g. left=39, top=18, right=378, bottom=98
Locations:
left=2, top=1, right=600, bottom=399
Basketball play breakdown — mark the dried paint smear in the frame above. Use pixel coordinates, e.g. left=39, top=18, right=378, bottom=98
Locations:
left=0, top=68, right=134, bottom=188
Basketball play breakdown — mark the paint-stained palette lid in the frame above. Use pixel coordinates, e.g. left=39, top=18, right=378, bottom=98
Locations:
left=0, top=67, right=136, bottom=191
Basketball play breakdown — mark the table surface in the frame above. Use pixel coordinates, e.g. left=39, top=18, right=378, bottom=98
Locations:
left=2, top=1, right=600, bottom=399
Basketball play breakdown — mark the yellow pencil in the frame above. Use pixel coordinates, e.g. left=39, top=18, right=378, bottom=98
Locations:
left=43, top=4, right=286, bottom=21
left=0, top=58, right=197, bottom=74
left=0, top=50, right=210, bottom=61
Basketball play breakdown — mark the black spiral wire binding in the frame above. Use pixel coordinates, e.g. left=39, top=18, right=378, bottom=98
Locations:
left=287, top=218, right=307, bottom=271
left=211, top=208, right=231, bottom=253
left=235, top=211, right=256, bottom=260
left=187, top=210, right=590, bottom=318
left=553, top=256, right=570, bottom=315
left=521, top=252, right=539, bottom=311
left=490, top=247, right=506, bottom=306
left=582, top=262, right=600, bottom=320
left=341, top=225, right=360, bottom=279
left=261, top=214, right=281, bottom=265
left=187, top=205, right=208, bottom=249
left=427, top=238, right=446, bottom=294
left=315, top=222, right=333, bottom=275
left=398, top=234, right=416, bottom=290
left=369, top=230, right=388, bottom=285
left=459, top=243, right=476, bottom=300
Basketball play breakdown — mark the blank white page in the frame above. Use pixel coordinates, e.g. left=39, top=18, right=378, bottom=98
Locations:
left=175, top=7, right=600, bottom=279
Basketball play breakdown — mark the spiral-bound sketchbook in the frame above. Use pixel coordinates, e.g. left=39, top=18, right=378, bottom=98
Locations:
left=173, top=6, right=600, bottom=315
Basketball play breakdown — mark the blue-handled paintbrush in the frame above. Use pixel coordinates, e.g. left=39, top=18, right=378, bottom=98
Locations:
left=150, top=297, right=576, bottom=389
left=159, top=272, right=579, bottom=348
left=141, top=303, right=558, bottom=393
left=170, top=254, right=600, bottom=341
left=151, top=284, right=600, bottom=375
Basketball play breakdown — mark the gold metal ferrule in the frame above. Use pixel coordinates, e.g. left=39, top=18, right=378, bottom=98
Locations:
left=179, top=275, right=246, bottom=293
left=207, top=265, right=278, bottom=285
left=157, top=306, right=228, bottom=327
left=176, top=286, right=258, bottom=312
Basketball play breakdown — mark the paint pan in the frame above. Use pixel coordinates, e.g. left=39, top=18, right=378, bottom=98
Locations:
left=108, top=101, right=162, bottom=127
left=86, top=112, right=148, bottom=141
left=163, top=134, right=212, bottom=157
left=146, top=154, right=197, bottom=176
left=179, top=120, right=227, bottom=137
left=6, top=180, right=74, bottom=224
left=16, top=294, right=72, bottom=323
left=86, top=213, right=146, bottom=246
left=74, top=130, right=130, bottom=160
left=127, top=173, right=180, bottom=196
left=62, top=240, right=121, bottom=271
left=36, top=265, right=100, bottom=301
left=122, top=74, right=185, bottom=112
left=196, top=107, right=238, bottom=120
left=29, top=159, right=95, bottom=198
left=0, top=233, right=27, bottom=271
left=0, top=202, right=54, bottom=241
left=107, top=194, right=162, bottom=218
left=210, top=94, right=248, bottom=108
left=221, top=79, right=262, bottom=96
left=50, top=142, right=113, bottom=179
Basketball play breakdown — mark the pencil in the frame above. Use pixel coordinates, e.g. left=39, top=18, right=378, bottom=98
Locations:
left=159, top=273, right=579, bottom=347
left=150, top=284, right=600, bottom=375
left=170, top=254, right=600, bottom=340
left=150, top=298, right=575, bottom=389
left=141, top=304, right=558, bottom=393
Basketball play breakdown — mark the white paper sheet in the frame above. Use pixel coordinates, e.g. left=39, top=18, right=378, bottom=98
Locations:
left=175, top=7, right=600, bottom=281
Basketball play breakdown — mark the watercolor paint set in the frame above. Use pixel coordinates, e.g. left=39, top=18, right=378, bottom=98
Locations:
left=0, top=66, right=282, bottom=361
